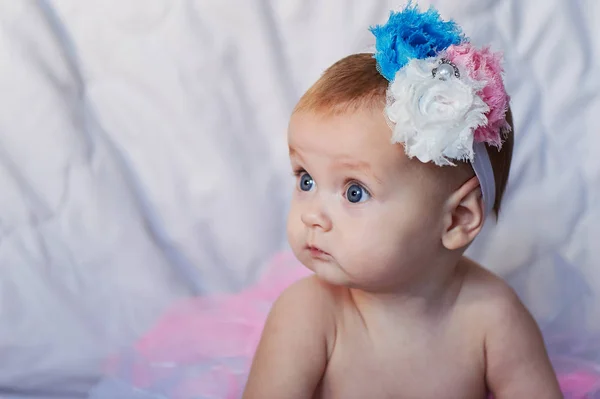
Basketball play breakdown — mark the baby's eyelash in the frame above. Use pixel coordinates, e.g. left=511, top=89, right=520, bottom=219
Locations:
left=292, top=167, right=306, bottom=177
left=345, top=179, right=370, bottom=192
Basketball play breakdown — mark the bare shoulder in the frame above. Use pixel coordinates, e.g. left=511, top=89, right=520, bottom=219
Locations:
left=460, top=260, right=537, bottom=333
left=243, top=275, right=338, bottom=398
left=459, top=258, right=562, bottom=398
left=458, top=258, right=540, bottom=342
left=454, top=258, right=526, bottom=331
left=259, top=274, right=339, bottom=357
left=269, top=275, right=339, bottom=336
left=276, top=274, right=340, bottom=310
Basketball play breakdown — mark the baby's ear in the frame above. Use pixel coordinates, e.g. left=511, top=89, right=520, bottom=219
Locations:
left=441, top=176, right=484, bottom=251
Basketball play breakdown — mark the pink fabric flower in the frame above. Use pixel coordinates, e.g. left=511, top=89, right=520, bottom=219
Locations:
left=446, top=43, right=511, bottom=146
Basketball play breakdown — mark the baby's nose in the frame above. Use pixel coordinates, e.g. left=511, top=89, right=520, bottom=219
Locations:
left=300, top=201, right=332, bottom=232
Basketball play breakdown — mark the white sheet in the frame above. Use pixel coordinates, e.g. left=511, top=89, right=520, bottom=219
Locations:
left=0, top=0, right=598, bottom=397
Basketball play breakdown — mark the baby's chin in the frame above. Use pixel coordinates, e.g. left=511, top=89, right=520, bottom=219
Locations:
left=309, top=260, right=417, bottom=293
left=293, top=250, right=354, bottom=287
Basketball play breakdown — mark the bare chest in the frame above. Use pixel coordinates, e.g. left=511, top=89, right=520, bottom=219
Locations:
left=316, top=320, right=486, bottom=399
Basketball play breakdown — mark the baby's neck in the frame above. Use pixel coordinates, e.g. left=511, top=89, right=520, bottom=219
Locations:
left=347, top=257, right=468, bottom=329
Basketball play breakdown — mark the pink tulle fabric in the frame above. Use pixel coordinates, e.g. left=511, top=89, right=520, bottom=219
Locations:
left=446, top=43, right=511, bottom=146
left=101, top=252, right=600, bottom=398
left=102, top=252, right=311, bottom=398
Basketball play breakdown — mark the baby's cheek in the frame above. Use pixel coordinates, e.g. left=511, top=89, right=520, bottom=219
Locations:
left=345, top=220, right=414, bottom=266
left=285, top=217, right=303, bottom=251
left=287, top=228, right=303, bottom=251
left=342, top=233, right=394, bottom=269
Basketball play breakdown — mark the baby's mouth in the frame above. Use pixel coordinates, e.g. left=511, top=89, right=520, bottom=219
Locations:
left=306, top=245, right=330, bottom=258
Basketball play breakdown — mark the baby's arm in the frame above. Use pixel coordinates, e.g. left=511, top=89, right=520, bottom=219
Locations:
left=242, top=276, right=334, bottom=399
left=484, top=287, right=563, bottom=398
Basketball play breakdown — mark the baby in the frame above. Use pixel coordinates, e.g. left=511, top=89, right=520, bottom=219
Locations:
left=243, top=4, right=563, bottom=399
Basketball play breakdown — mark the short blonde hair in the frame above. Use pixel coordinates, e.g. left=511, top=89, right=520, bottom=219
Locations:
left=294, top=53, right=514, bottom=217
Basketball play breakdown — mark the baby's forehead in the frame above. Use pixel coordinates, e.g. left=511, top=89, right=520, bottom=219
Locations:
left=290, top=109, right=412, bottom=165
left=289, top=108, right=391, bottom=145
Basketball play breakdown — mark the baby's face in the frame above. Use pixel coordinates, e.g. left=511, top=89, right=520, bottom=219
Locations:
left=287, top=108, right=448, bottom=291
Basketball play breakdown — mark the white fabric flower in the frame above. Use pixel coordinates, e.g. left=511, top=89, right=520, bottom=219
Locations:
left=385, top=57, right=490, bottom=166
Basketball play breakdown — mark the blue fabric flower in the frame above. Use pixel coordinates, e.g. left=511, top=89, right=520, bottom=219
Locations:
left=370, top=2, right=467, bottom=81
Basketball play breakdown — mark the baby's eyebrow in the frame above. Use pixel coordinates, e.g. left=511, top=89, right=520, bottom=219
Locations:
left=334, top=159, right=383, bottom=184
left=288, top=147, right=304, bottom=163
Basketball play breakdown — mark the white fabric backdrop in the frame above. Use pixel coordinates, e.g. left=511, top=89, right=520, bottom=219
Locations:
left=0, top=0, right=598, bottom=397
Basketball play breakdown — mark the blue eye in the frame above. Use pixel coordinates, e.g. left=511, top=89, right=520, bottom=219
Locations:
left=299, top=173, right=315, bottom=191
left=346, top=183, right=370, bottom=203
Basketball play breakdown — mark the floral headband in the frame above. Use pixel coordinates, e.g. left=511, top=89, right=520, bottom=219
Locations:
left=370, top=3, right=511, bottom=218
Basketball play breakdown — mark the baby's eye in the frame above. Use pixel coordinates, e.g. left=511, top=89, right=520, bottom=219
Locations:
left=299, top=172, right=315, bottom=192
left=346, top=183, right=370, bottom=203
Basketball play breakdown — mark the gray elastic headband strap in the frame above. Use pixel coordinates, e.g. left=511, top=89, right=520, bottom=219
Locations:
left=471, top=141, right=496, bottom=219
